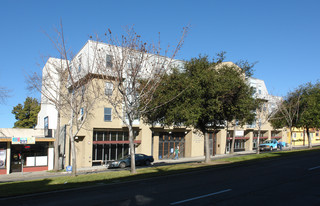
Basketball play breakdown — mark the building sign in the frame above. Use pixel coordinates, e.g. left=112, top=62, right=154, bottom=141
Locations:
left=11, top=137, right=36, bottom=144
left=235, top=130, right=244, bottom=137
left=12, top=137, right=20, bottom=144
left=66, top=165, right=72, bottom=173
left=27, top=137, right=36, bottom=144
left=20, top=137, right=27, bottom=144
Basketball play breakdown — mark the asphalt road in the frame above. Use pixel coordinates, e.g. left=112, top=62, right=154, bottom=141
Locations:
left=1, top=150, right=320, bottom=206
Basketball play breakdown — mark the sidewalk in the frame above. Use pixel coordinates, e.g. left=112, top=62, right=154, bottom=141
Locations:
left=0, top=145, right=317, bottom=183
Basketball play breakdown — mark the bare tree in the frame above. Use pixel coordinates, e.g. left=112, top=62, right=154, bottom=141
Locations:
left=0, top=86, right=10, bottom=104
left=271, top=91, right=301, bottom=150
left=27, top=22, right=103, bottom=176
left=95, top=26, right=188, bottom=174
left=254, top=98, right=279, bottom=154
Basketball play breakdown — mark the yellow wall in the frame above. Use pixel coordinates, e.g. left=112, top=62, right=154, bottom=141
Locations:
left=287, top=128, right=320, bottom=146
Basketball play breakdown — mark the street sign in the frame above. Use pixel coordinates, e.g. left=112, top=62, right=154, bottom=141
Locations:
left=66, top=165, right=72, bottom=173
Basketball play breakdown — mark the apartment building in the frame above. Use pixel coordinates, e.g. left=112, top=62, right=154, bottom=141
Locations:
left=36, top=40, right=284, bottom=170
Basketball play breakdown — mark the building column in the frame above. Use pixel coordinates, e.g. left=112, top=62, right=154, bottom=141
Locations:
left=245, top=131, right=253, bottom=151
left=153, top=133, right=159, bottom=160
left=267, top=130, right=272, bottom=140
left=48, top=142, right=54, bottom=170
left=216, top=129, right=227, bottom=155
left=6, top=142, right=10, bottom=174
left=184, top=131, right=192, bottom=157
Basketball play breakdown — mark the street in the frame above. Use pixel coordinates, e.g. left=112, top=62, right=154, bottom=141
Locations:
left=1, top=149, right=320, bottom=206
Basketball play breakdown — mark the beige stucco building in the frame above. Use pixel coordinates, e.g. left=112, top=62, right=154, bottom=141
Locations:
left=36, top=40, right=285, bottom=170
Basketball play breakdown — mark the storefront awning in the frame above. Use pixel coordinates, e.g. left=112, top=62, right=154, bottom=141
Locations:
left=93, top=140, right=142, bottom=144
left=0, top=137, right=55, bottom=143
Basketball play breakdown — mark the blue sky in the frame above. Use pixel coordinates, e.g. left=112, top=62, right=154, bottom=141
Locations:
left=0, top=0, right=319, bottom=128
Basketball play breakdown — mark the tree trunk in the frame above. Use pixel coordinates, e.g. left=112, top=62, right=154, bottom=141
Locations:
left=128, top=124, right=136, bottom=174
left=289, top=127, right=293, bottom=150
left=225, top=123, right=228, bottom=154
left=256, top=126, right=261, bottom=154
left=69, top=105, right=77, bottom=176
left=230, top=124, right=236, bottom=154
left=204, top=131, right=210, bottom=163
left=303, top=128, right=305, bottom=146
left=70, top=133, right=77, bottom=176
left=53, top=111, right=60, bottom=171
left=306, top=127, right=312, bottom=148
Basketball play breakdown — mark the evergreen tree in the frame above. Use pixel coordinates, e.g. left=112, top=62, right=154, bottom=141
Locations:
left=143, top=55, right=257, bottom=162
left=12, top=97, right=40, bottom=128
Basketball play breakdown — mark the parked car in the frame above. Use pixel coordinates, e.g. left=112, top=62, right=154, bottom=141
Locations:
left=259, top=139, right=278, bottom=151
left=107, top=154, right=154, bottom=168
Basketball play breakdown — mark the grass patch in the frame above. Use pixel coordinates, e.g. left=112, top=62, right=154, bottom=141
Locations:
left=1, top=147, right=319, bottom=198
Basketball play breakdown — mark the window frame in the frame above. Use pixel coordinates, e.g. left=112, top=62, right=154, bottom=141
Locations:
left=105, top=82, right=113, bottom=96
left=106, top=54, right=113, bottom=68
left=78, top=54, right=82, bottom=72
left=104, top=107, right=112, bottom=122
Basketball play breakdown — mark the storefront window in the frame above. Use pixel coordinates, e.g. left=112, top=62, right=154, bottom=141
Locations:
left=0, top=143, right=7, bottom=169
left=123, top=132, right=129, bottom=141
left=92, top=130, right=134, bottom=165
left=96, top=132, right=104, bottom=141
left=159, top=132, right=185, bottom=159
left=111, top=132, right=117, bottom=141
left=20, top=142, right=49, bottom=167
left=118, top=132, right=124, bottom=141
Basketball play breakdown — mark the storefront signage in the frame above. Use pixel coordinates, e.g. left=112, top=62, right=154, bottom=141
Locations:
left=11, top=137, right=36, bottom=144
left=12, top=137, right=20, bottom=144
left=27, top=137, right=35, bottom=144
left=235, top=130, right=244, bottom=137
left=20, top=137, right=27, bottom=144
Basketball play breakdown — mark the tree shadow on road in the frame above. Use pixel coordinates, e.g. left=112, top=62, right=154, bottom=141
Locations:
left=1, top=147, right=319, bottom=199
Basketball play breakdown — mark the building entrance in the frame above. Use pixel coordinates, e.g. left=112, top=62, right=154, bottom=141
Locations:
left=10, top=143, right=49, bottom=173
left=159, top=132, right=185, bottom=159
left=11, top=145, right=23, bottom=173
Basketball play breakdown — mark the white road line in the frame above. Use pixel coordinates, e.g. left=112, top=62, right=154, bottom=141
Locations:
left=170, top=189, right=232, bottom=205
left=308, top=166, right=320, bottom=171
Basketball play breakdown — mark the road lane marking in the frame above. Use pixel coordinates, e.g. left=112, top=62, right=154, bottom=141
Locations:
left=170, top=189, right=232, bottom=205
left=308, top=166, right=320, bottom=171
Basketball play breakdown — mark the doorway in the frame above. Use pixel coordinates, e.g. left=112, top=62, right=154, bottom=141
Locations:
left=158, top=132, right=185, bottom=159
left=11, top=145, right=23, bottom=172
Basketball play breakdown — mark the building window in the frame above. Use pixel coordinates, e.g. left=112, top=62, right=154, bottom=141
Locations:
left=104, top=108, right=112, bottom=121
left=105, top=82, right=113, bottom=96
left=21, top=142, right=49, bottom=167
left=0, top=143, right=7, bottom=169
left=78, top=54, right=82, bottom=72
left=44, top=116, right=49, bottom=137
left=106, top=55, right=113, bottom=68
left=79, top=108, right=84, bottom=121
left=92, top=130, right=135, bottom=164
left=44, top=116, right=48, bottom=130
left=159, top=133, right=185, bottom=159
